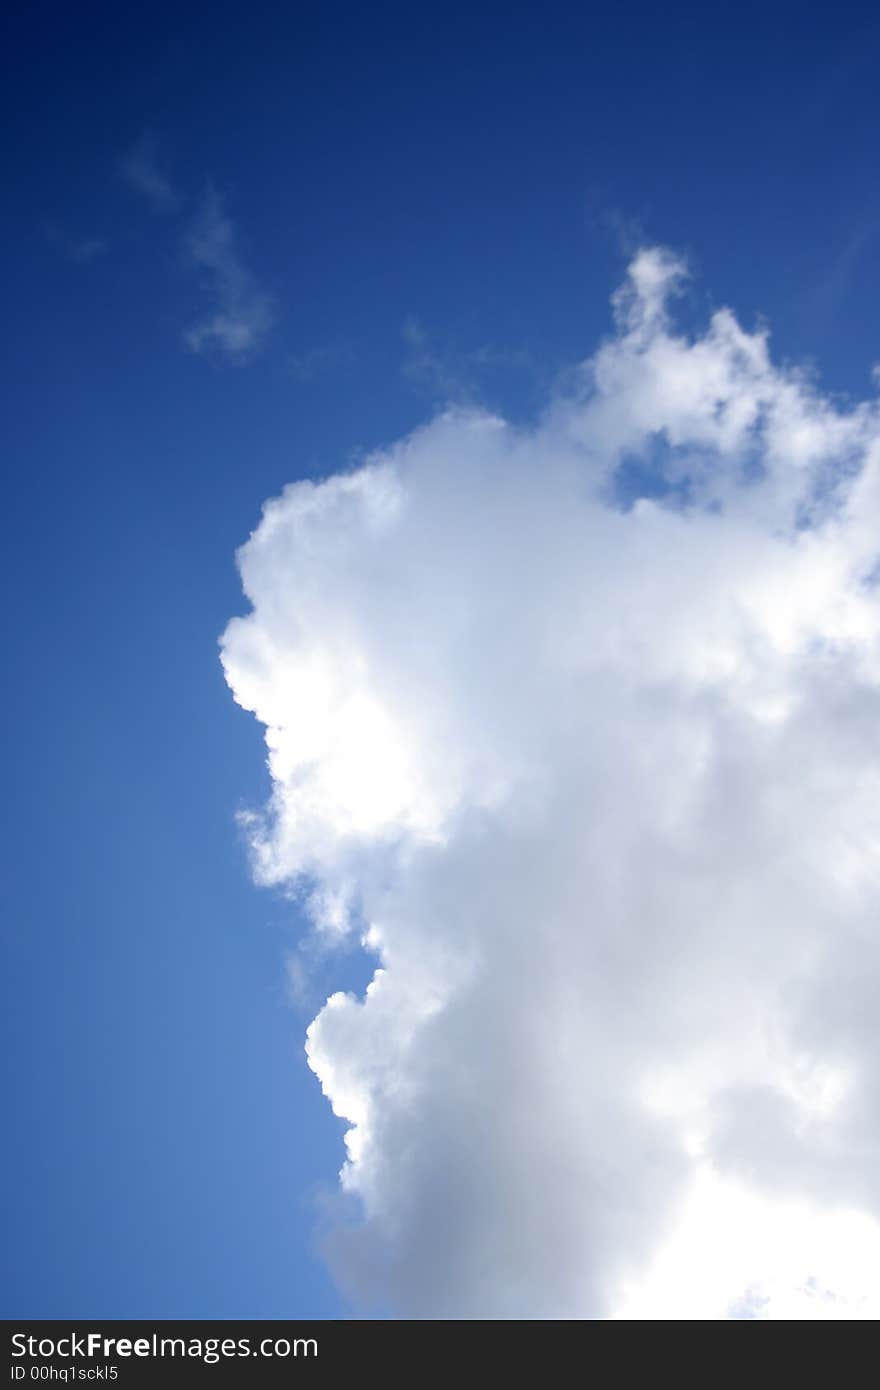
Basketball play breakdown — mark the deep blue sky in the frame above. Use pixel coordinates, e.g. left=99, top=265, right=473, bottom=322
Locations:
left=3, top=0, right=879, bottom=1318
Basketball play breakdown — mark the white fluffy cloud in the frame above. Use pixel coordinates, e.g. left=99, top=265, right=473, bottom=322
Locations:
left=221, top=250, right=880, bottom=1318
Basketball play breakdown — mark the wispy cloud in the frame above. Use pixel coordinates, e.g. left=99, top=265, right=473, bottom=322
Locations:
left=401, top=315, right=532, bottom=404
left=44, top=225, right=109, bottom=263
left=400, top=314, right=463, bottom=399
left=120, top=133, right=178, bottom=212
left=183, top=187, right=273, bottom=362
left=802, top=217, right=880, bottom=329
left=287, top=342, right=354, bottom=383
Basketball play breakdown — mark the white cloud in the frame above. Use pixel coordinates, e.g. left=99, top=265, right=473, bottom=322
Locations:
left=120, top=133, right=178, bottom=211
left=222, top=249, right=880, bottom=1317
left=183, top=188, right=273, bottom=361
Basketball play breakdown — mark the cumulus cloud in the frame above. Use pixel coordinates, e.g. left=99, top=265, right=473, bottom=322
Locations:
left=221, top=249, right=880, bottom=1318
left=183, top=188, right=273, bottom=361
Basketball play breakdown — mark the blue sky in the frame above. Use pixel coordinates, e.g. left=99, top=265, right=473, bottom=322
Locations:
left=4, top=0, right=880, bottom=1319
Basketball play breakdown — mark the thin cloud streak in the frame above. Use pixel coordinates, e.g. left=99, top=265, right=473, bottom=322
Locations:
left=120, top=133, right=178, bottom=212
left=44, top=225, right=109, bottom=263
left=183, top=187, right=274, bottom=362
